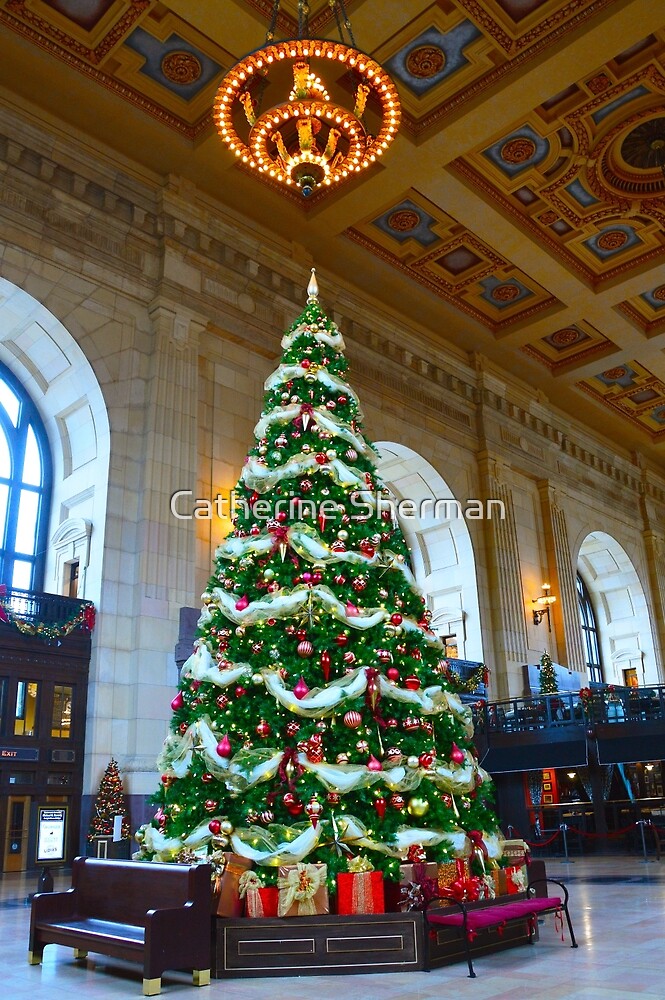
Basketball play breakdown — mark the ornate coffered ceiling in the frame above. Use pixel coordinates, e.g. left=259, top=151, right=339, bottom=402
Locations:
left=1, top=0, right=664, bottom=462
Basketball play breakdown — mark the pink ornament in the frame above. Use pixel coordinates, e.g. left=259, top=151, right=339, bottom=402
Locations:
left=293, top=676, right=310, bottom=700
left=235, top=594, right=249, bottom=611
left=367, top=755, right=383, bottom=771
left=450, top=742, right=465, bottom=765
left=346, top=601, right=359, bottom=617
left=216, top=734, right=232, bottom=758
left=297, top=640, right=314, bottom=658
left=170, top=691, right=184, bottom=711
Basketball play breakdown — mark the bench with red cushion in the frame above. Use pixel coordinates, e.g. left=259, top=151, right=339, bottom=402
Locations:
left=424, top=877, right=577, bottom=977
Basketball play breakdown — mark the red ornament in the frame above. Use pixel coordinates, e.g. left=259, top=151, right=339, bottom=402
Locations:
left=352, top=577, right=367, bottom=592
left=386, top=717, right=399, bottom=728
left=301, top=358, right=311, bottom=369
left=390, top=793, right=406, bottom=810
left=403, top=716, right=420, bottom=731
left=170, top=690, right=184, bottom=712
left=386, top=666, right=400, bottom=682
left=297, top=640, right=314, bottom=658
left=390, top=613, right=403, bottom=625
left=216, top=734, right=232, bottom=758
left=374, top=796, right=387, bottom=819
left=235, top=686, right=247, bottom=697
left=385, top=747, right=402, bottom=762
left=441, top=793, right=453, bottom=808
left=276, top=511, right=288, bottom=522
left=178, top=722, right=188, bottom=734
left=256, top=720, right=271, bottom=738
left=404, top=675, right=421, bottom=691
left=419, top=752, right=434, bottom=769
left=377, top=649, right=392, bottom=663
left=296, top=629, right=308, bottom=640
left=334, top=573, right=347, bottom=585
left=320, top=650, right=331, bottom=682
left=338, top=395, right=347, bottom=404
left=343, top=651, right=357, bottom=666
left=286, top=720, right=301, bottom=737
left=301, top=478, right=312, bottom=492
left=204, top=799, right=218, bottom=812
left=327, top=791, right=341, bottom=805
left=450, top=742, right=465, bottom=765
left=334, top=633, right=349, bottom=646
left=201, top=772, right=214, bottom=783
left=343, top=710, right=362, bottom=729
left=293, top=676, right=310, bottom=700
left=315, top=453, right=327, bottom=465
left=250, top=525, right=261, bottom=536
left=208, top=819, right=221, bottom=835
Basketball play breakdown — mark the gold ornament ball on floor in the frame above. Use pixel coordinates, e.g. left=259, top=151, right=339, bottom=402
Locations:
left=407, top=796, right=429, bottom=818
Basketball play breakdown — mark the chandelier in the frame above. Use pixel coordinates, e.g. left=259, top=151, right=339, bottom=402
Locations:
left=213, top=0, right=400, bottom=199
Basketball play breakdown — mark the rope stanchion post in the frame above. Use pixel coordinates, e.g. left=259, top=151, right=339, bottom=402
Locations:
left=559, top=823, right=572, bottom=863
left=506, top=824, right=514, bottom=838
left=637, top=819, right=653, bottom=864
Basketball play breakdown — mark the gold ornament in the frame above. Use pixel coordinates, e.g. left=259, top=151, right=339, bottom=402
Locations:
left=407, top=796, right=429, bottom=818
left=220, top=819, right=235, bottom=836
left=406, top=755, right=420, bottom=769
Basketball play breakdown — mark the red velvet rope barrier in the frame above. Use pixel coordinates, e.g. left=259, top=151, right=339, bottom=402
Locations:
left=512, top=819, right=652, bottom=849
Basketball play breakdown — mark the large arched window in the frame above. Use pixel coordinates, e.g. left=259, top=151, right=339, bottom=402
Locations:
left=577, top=573, right=603, bottom=684
left=0, top=362, right=51, bottom=591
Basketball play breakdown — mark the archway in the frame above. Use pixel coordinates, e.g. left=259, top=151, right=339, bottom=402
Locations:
left=375, top=442, right=483, bottom=662
left=577, top=531, right=658, bottom=686
left=0, top=278, right=110, bottom=601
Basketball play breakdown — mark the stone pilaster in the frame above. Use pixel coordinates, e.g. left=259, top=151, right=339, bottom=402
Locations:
left=537, top=481, right=586, bottom=675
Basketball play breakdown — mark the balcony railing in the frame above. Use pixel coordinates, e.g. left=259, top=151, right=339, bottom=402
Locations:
left=474, top=685, right=665, bottom=734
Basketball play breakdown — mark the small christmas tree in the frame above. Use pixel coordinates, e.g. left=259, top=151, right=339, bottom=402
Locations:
left=136, top=271, right=501, bottom=881
left=538, top=651, right=558, bottom=695
left=88, top=758, right=131, bottom=841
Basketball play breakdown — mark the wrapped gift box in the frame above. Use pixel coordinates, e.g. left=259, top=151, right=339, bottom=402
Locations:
left=398, top=861, right=439, bottom=910
left=501, top=839, right=530, bottom=865
left=438, top=858, right=470, bottom=896
left=277, top=862, right=329, bottom=917
left=337, top=870, right=385, bottom=915
left=238, top=870, right=279, bottom=918
left=494, top=863, right=528, bottom=896
left=212, top=852, right=253, bottom=917
left=245, top=885, right=279, bottom=918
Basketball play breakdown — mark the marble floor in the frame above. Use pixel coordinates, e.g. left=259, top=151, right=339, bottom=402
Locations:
left=3, top=855, right=662, bottom=999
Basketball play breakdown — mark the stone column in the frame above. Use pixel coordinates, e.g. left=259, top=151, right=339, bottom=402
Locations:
left=537, top=481, right=585, bottom=675
left=478, top=455, right=528, bottom=699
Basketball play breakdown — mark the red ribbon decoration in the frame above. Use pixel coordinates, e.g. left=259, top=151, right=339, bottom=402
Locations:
left=278, top=746, right=304, bottom=791
left=365, top=667, right=387, bottom=728
left=468, top=829, right=489, bottom=859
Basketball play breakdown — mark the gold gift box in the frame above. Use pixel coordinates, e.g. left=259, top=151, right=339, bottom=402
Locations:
left=212, top=852, right=253, bottom=917
left=277, top=862, right=329, bottom=918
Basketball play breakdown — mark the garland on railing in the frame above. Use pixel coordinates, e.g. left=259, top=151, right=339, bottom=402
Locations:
left=439, top=660, right=489, bottom=694
left=0, top=585, right=96, bottom=641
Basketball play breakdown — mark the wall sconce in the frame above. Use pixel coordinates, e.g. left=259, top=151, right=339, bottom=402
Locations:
left=645, top=763, right=655, bottom=771
left=566, top=771, right=577, bottom=780
left=532, top=583, right=556, bottom=630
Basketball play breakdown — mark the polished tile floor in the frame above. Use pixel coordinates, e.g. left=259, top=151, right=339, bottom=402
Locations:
left=3, top=855, right=662, bottom=999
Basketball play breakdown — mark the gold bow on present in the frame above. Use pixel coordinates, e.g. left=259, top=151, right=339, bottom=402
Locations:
left=347, top=855, right=374, bottom=873
left=238, top=870, right=264, bottom=898
left=277, top=863, right=325, bottom=916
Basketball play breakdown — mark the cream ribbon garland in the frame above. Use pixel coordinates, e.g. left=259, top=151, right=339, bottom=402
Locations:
left=137, top=809, right=503, bottom=867
left=253, top=403, right=371, bottom=457
left=242, top=454, right=365, bottom=492
left=264, top=363, right=362, bottom=412
left=281, top=319, right=345, bottom=353
left=215, top=525, right=418, bottom=592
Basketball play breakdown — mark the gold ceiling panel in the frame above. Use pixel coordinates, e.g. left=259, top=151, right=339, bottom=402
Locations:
left=577, top=360, right=665, bottom=441
left=522, top=322, right=618, bottom=376
left=617, top=282, right=665, bottom=337
left=453, top=31, right=665, bottom=285
left=346, top=190, right=559, bottom=333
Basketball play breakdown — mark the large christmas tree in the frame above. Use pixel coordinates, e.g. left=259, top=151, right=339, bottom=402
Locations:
left=135, top=272, right=501, bottom=882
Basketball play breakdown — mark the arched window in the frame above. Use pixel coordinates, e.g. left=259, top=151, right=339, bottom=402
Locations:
left=577, top=573, right=603, bottom=684
left=0, top=363, right=51, bottom=591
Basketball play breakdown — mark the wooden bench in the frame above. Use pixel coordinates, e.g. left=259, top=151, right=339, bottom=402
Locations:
left=28, top=857, right=212, bottom=996
left=424, top=876, right=578, bottom=977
